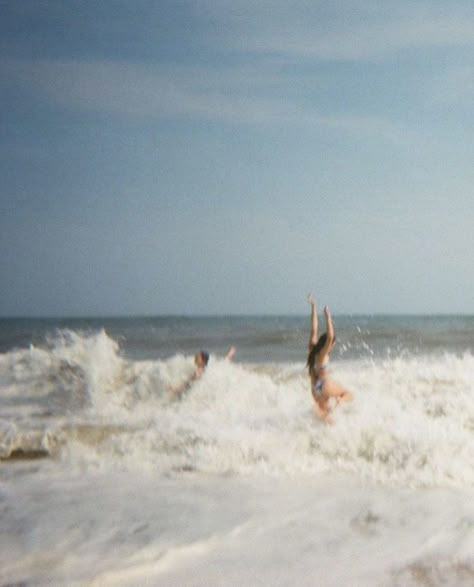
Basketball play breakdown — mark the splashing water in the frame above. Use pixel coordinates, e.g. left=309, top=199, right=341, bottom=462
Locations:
left=1, top=329, right=472, bottom=487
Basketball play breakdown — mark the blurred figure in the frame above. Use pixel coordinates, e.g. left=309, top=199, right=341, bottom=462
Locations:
left=171, top=346, right=236, bottom=396
left=306, top=294, right=352, bottom=423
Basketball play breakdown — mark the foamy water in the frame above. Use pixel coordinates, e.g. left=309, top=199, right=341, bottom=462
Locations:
left=1, top=319, right=473, bottom=585
left=1, top=329, right=473, bottom=486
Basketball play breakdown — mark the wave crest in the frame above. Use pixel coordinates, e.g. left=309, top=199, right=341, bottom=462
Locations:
left=1, top=330, right=473, bottom=487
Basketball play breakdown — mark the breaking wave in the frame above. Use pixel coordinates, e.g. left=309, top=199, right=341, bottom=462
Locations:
left=1, top=329, right=473, bottom=488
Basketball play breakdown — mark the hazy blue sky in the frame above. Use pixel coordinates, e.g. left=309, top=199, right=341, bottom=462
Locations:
left=1, top=0, right=473, bottom=316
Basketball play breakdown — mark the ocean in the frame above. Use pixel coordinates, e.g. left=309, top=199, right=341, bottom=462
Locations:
left=1, top=315, right=473, bottom=586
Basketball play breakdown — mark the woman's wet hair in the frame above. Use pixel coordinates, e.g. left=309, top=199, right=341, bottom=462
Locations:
left=199, top=351, right=210, bottom=366
left=307, top=333, right=335, bottom=374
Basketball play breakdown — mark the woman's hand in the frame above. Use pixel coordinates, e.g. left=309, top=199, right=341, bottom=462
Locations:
left=307, top=293, right=316, bottom=306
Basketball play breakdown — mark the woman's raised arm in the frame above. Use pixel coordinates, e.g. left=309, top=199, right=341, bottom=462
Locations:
left=307, top=293, right=318, bottom=348
left=322, top=305, right=335, bottom=351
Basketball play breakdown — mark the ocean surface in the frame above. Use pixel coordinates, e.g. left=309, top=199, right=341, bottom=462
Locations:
left=1, top=315, right=473, bottom=586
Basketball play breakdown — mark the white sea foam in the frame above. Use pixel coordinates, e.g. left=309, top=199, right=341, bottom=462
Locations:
left=1, top=330, right=473, bottom=487
left=1, top=327, right=473, bottom=587
left=1, top=471, right=473, bottom=587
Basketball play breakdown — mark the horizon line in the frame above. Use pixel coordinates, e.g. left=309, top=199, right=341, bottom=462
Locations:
left=1, top=312, right=473, bottom=320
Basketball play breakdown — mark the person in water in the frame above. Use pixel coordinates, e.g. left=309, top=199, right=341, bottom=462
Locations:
left=171, top=346, right=236, bottom=396
left=306, top=294, right=352, bottom=423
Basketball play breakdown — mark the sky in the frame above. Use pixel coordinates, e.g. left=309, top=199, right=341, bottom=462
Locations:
left=0, top=0, right=473, bottom=316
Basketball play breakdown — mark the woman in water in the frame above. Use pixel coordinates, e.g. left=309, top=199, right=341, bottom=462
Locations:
left=171, top=346, right=236, bottom=396
left=306, top=294, right=352, bottom=423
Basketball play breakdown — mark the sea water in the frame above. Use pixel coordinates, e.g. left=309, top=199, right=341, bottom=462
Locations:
left=0, top=316, right=473, bottom=586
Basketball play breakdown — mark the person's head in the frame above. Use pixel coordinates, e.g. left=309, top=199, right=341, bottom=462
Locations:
left=194, top=350, right=210, bottom=369
left=307, top=333, right=335, bottom=374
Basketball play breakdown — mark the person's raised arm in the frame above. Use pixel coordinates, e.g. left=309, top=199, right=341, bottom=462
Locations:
left=322, top=305, right=335, bottom=353
left=225, top=346, right=236, bottom=361
left=307, top=293, right=318, bottom=349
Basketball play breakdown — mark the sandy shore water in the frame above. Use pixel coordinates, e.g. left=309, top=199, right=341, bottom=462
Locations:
left=1, top=465, right=473, bottom=587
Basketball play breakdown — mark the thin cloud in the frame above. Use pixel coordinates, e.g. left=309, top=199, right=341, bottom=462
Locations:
left=429, top=65, right=474, bottom=106
left=225, top=17, right=474, bottom=61
left=202, top=1, right=474, bottom=60
left=1, top=58, right=413, bottom=142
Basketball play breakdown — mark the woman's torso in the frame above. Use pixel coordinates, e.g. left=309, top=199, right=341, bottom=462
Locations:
left=310, top=355, right=329, bottom=397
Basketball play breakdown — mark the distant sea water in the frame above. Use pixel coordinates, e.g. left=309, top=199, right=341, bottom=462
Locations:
left=1, top=315, right=473, bottom=586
